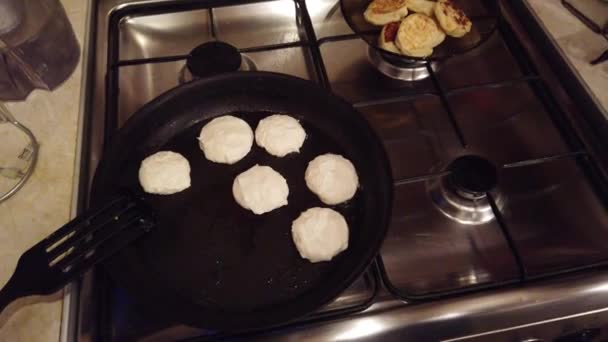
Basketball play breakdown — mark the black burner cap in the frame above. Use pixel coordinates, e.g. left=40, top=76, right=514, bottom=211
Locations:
left=187, top=41, right=242, bottom=78
left=448, top=155, right=497, bottom=196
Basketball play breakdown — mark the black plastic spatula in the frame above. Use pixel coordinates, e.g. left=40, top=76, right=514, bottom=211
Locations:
left=0, top=194, right=155, bottom=313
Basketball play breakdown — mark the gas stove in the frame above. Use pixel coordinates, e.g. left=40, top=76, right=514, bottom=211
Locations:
left=70, top=0, right=608, bottom=340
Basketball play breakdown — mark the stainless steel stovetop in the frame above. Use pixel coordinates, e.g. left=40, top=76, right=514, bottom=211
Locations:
left=70, top=0, right=608, bottom=341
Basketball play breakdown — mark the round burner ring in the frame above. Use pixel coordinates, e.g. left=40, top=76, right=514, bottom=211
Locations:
left=428, top=155, right=499, bottom=225
left=187, top=41, right=242, bottom=78
left=367, top=46, right=439, bottom=81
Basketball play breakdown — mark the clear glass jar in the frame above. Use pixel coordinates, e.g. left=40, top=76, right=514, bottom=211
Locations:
left=0, top=0, right=80, bottom=100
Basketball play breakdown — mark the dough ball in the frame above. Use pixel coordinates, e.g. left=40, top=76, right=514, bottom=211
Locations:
left=198, top=115, right=253, bottom=164
left=233, top=164, right=289, bottom=215
left=435, top=0, right=472, bottom=38
left=138, top=151, right=191, bottom=195
left=291, top=207, right=349, bottom=263
left=364, top=0, right=409, bottom=26
left=305, top=153, right=359, bottom=205
left=378, top=22, right=402, bottom=54
left=395, top=13, right=446, bottom=58
left=255, top=114, right=306, bottom=157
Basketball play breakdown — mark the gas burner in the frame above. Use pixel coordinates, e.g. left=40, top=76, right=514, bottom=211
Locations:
left=428, top=155, right=499, bottom=225
left=178, top=41, right=257, bottom=83
left=188, top=41, right=241, bottom=76
left=448, top=155, right=498, bottom=198
left=367, top=46, right=439, bottom=81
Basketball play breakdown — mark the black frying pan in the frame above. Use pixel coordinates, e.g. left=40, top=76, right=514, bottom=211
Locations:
left=90, top=72, right=393, bottom=331
left=340, top=0, right=500, bottom=64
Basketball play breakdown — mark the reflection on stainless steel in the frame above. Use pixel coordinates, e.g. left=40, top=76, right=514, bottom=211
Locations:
left=321, top=38, right=436, bottom=104
left=497, top=157, right=608, bottom=277
left=119, top=8, right=212, bottom=60
left=246, top=272, right=608, bottom=341
left=427, top=155, right=502, bottom=225
left=382, top=180, right=519, bottom=296
left=333, top=317, right=386, bottom=341
left=214, top=1, right=300, bottom=49
left=367, top=46, right=439, bottom=81
left=71, top=0, right=608, bottom=341
left=428, top=175, right=496, bottom=225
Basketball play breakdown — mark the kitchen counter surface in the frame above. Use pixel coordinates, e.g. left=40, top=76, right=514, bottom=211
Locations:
left=0, top=0, right=86, bottom=341
left=525, top=0, right=608, bottom=118
left=0, top=1, right=605, bottom=341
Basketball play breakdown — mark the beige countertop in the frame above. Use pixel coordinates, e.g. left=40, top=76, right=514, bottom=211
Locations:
left=0, top=0, right=86, bottom=341
left=525, top=0, right=608, bottom=118
left=0, top=1, right=605, bottom=341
